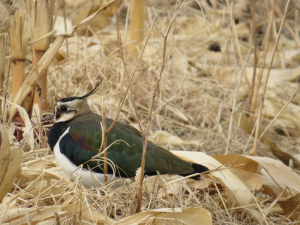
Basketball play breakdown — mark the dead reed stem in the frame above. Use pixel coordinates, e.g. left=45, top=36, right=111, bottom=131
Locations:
left=30, top=0, right=56, bottom=114
left=250, top=0, right=257, bottom=101
left=258, top=79, right=300, bottom=142
left=275, top=4, right=300, bottom=47
left=10, top=10, right=27, bottom=102
left=250, top=0, right=275, bottom=116
left=252, top=0, right=291, bottom=155
left=226, top=34, right=252, bottom=154
left=128, top=0, right=144, bottom=54
left=0, top=33, right=8, bottom=116
left=8, top=35, right=66, bottom=122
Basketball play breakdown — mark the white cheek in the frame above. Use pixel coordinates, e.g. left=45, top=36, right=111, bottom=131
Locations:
left=56, top=111, right=76, bottom=122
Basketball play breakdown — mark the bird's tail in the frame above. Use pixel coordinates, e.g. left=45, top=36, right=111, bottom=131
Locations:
left=180, top=163, right=208, bottom=180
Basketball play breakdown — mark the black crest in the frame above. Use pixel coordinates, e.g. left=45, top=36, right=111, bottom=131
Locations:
left=58, top=79, right=103, bottom=103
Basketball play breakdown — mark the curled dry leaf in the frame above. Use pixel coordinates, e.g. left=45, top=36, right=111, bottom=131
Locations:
left=246, top=156, right=300, bottom=194
left=116, top=207, right=211, bottom=225
left=214, top=154, right=300, bottom=196
left=171, top=151, right=260, bottom=219
left=278, top=193, right=300, bottom=221
left=213, top=154, right=300, bottom=222
left=11, top=101, right=34, bottom=149
left=0, top=148, right=23, bottom=202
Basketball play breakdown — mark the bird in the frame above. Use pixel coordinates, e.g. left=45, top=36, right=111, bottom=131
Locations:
left=47, top=83, right=208, bottom=188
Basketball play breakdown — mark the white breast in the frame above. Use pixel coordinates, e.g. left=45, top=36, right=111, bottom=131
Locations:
left=53, top=127, right=125, bottom=188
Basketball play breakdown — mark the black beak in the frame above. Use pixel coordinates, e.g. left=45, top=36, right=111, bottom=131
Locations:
left=55, top=110, right=61, bottom=120
left=41, top=114, right=55, bottom=123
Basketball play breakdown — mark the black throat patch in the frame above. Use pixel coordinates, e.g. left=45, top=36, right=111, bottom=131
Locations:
left=48, top=121, right=69, bottom=151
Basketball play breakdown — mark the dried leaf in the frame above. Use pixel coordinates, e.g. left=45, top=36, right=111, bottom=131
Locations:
left=171, top=151, right=260, bottom=219
left=279, top=193, right=300, bottom=221
left=228, top=168, right=278, bottom=196
left=214, top=154, right=300, bottom=197
left=0, top=125, right=11, bottom=185
left=245, top=156, right=300, bottom=194
left=11, top=101, right=34, bottom=149
left=0, top=148, right=23, bottom=202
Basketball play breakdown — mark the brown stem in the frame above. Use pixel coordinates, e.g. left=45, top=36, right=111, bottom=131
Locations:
left=275, top=4, right=300, bottom=47
left=252, top=0, right=291, bottom=155
left=136, top=4, right=184, bottom=213
left=250, top=0, right=275, bottom=116
left=101, top=100, right=108, bottom=184
left=106, top=16, right=156, bottom=135
left=250, top=0, right=257, bottom=101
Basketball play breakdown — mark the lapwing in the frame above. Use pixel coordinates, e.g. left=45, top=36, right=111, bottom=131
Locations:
left=47, top=83, right=208, bottom=188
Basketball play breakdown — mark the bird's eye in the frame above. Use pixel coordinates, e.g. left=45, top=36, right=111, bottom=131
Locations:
left=61, top=106, right=67, bottom=111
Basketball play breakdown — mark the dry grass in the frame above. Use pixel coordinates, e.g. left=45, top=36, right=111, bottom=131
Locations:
left=1, top=0, right=300, bottom=224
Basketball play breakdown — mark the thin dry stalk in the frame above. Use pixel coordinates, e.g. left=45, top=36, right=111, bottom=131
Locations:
left=250, top=0, right=275, bottom=116
left=157, top=172, right=179, bottom=224
left=275, top=4, right=300, bottom=47
left=195, top=0, right=213, bottom=38
left=105, top=14, right=157, bottom=212
left=258, top=79, right=300, bottom=142
left=116, top=15, right=157, bottom=136
left=252, top=0, right=291, bottom=155
left=251, top=193, right=269, bottom=224
left=0, top=33, right=8, bottom=116
left=214, top=182, right=230, bottom=218
left=106, top=21, right=154, bottom=135
left=101, top=99, right=108, bottom=184
left=226, top=38, right=252, bottom=154
left=224, top=0, right=251, bottom=88
left=250, top=0, right=257, bottom=100
left=128, top=0, right=144, bottom=54
left=137, top=4, right=184, bottom=213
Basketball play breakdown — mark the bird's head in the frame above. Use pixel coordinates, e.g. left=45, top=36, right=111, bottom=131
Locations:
left=54, top=82, right=101, bottom=123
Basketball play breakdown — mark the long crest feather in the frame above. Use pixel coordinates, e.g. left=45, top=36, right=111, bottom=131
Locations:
left=79, top=78, right=104, bottom=99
